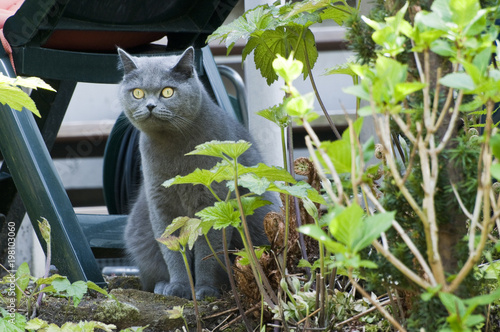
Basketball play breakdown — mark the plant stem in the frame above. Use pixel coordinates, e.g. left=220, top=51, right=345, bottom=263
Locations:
left=204, top=234, right=227, bottom=273
left=304, top=46, right=341, bottom=140
left=222, top=228, right=252, bottom=332
left=180, top=247, right=201, bottom=332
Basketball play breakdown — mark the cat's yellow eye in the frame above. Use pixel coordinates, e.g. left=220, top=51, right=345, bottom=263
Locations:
left=161, top=87, right=174, bottom=98
left=132, top=88, right=144, bottom=99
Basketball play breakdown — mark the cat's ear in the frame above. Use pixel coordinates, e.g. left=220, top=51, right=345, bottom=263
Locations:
left=117, top=48, right=138, bottom=73
left=173, top=47, right=195, bottom=78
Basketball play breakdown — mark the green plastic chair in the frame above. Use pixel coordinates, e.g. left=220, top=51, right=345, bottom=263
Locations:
left=0, top=0, right=240, bottom=286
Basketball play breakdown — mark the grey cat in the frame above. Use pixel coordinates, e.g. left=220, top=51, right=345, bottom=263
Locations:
left=118, top=47, right=278, bottom=300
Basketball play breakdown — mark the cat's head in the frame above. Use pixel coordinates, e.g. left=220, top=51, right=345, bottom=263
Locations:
left=117, top=47, right=202, bottom=135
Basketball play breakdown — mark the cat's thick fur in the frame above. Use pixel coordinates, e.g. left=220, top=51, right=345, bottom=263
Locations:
left=118, top=47, right=278, bottom=300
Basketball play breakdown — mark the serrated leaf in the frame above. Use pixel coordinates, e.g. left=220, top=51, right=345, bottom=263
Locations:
left=238, top=173, right=271, bottom=195
left=206, top=5, right=274, bottom=54
left=0, top=84, right=41, bottom=117
left=257, top=104, right=289, bottom=128
left=66, top=281, right=87, bottom=307
left=163, top=168, right=218, bottom=189
left=243, top=163, right=297, bottom=183
left=196, top=201, right=241, bottom=229
left=9, top=76, right=55, bottom=92
left=187, top=140, right=252, bottom=159
left=320, top=5, right=352, bottom=25
left=26, top=318, right=49, bottom=330
left=232, top=196, right=272, bottom=217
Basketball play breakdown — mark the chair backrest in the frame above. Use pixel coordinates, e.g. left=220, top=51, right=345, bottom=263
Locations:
left=4, top=0, right=237, bottom=51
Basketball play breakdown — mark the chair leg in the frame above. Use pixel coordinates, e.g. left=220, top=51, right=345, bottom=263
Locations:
left=0, top=50, right=105, bottom=286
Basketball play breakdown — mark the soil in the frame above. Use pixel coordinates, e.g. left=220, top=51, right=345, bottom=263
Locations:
left=4, top=276, right=256, bottom=332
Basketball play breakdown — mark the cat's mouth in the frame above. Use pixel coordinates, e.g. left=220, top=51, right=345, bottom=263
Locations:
left=132, top=109, right=172, bottom=122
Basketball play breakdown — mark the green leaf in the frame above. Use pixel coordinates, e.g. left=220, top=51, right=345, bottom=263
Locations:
left=206, top=5, right=274, bottom=54
left=430, top=39, right=455, bottom=57
left=320, top=5, right=353, bottom=25
left=272, top=53, right=303, bottom=82
left=299, top=224, right=347, bottom=254
left=163, top=168, right=218, bottom=189
left=196, top=201, right=241, bottom=229
left=394, top=82, right=426, bottom=102
left=342, top=84, right=370, bottom=101
left=0, top=309, right=25, bottom=332
left=463, top=287, right=500, bottom=308
left=257, top=104, right=289, bottom=128
left=324, top=60, right=357, bottom=78
left=15, top=262, right=31, bottom=306
left=187, top=140, right=252, bottom=160
left=65, top=281, right=87, bottom=307
left=166, top=305, right=184, bottom=320
left=302, top=197, right=319, bottom=221
left=449, top=0, right=480, bottom=28
left=490, top=134, right=500, bottom=160
left=353, top=211, right=395, bottom=252
left=25, top=318, right=49, bottom=330
left=38, top=217, right=51, bottom=245
left=269, top=181, right=324, bottom=204
left=439, top=292, right=466, bottom=316
left=234, top=247, right=265, bottom=266
left=238, top=173, right=271, bottom=195
left=328, top=203, right=364, bottom=250
left=243, top=163, right=297, bottom=184
left=320, top=139, right=351, bottom=174
left=439, top=73, right=475, bottom=91
left=233, top=196, right=272, bottom=217
left=285, top=93, right=315, bottom=117
left=0, top=84, right=41, bottom=117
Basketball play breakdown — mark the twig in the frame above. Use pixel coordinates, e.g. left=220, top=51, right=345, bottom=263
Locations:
left=334, top=299, right=391, bottom=328
left=348, top=271, right=406, bottom=332
left=219, top=304, right=260, bottom=330
left=303, top=121, right=344, bottom=204
left=203, top=306, right=239, bottom=320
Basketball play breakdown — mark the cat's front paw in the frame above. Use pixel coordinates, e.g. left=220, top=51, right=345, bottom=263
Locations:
left=154, top=281, right=192, bottom=299
left=195, top=285, right=221, bottom=300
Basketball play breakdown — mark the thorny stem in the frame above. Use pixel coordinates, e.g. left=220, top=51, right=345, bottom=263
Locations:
left=349, top=269, right=407, bottom=332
